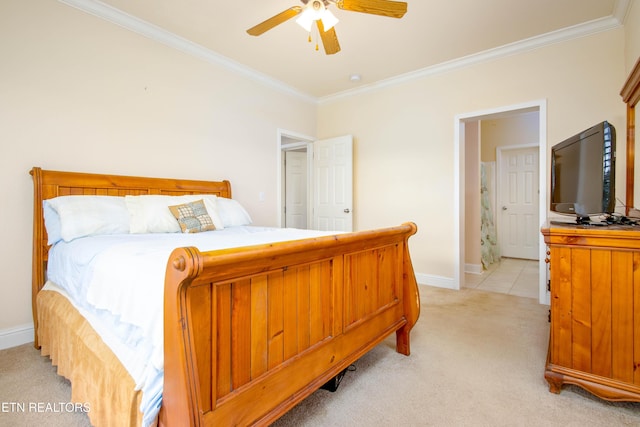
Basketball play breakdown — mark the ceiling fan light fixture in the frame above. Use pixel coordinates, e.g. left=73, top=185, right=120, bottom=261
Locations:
left=321, top=10, right=339, bottom=31
left=247, top=0, right=408, bottom=55
left=296, top=1, right=337, bottom=32
left=295, top=8, right=316, bottom=32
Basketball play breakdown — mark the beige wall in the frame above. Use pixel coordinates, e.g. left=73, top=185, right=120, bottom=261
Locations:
left=481, top=112, right=540, bottom=162
left=0, top=0, right=317, bottom=333
left=1, top=0, right=636, bottom=342
left=318, top=29, right=627, bottom=283
left=625, top=0, right=640, bottom=71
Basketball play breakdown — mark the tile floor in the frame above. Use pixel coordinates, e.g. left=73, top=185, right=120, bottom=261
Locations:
left=463, top=257, right=540, bottom=299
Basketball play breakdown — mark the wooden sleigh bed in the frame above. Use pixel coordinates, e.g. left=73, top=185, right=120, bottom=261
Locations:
left=30, top=167, right=420, bottom=426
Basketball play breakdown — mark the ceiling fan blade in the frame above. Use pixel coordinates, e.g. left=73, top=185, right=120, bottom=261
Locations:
left=335, top=0, right=407, bottom=18
left=247, top=6, right=302, bottom=36
left=317, top=20, right=341, bottom=55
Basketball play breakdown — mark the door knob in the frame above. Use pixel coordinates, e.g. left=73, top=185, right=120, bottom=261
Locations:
left=502, top=206, right=507, bottom=211
left=344, top=208, right=350, bottom=213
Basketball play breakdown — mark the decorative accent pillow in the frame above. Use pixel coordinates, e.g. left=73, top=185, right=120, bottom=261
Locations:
left=216, top=197, right=253, bottom=227
left=168, top=199, right=216, bottom=233
left=43, top=196, right=130, bottom=243
left=125, top=194, right=224, bottom=233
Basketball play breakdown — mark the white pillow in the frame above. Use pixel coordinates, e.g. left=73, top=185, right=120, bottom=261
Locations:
left=44, top=196, right=130, bottom=243
left=43, top=200, right=62, bottom=245
left=125, top=194, right=224, bottom=233
left=216, top=197, right=252, bottom=227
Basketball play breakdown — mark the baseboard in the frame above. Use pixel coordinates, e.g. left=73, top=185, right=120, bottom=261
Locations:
left=0, top=323, right=34, bottom=350
left=465, top=263, right=483, bottom=275
left=415, top=273, right=456, bottom=290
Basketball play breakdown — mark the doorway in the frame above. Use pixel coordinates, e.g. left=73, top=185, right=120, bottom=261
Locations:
left=455, top=100, right=549, bottom=304
left=284, top=150, right=309, bottom=228
left=278, top=130, right=314, bottom=229
left=277, top=131, right=354, bottom=232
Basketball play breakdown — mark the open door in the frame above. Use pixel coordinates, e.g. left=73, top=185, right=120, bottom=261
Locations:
left=313, top=135, right=353, bottom=232
left=284, top=150, right=308, bottom=228
left=497, top=145, right=539, bottom=260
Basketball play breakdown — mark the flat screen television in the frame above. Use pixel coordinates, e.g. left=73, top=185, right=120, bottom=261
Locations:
left=550, top=121, right=615, bottom=225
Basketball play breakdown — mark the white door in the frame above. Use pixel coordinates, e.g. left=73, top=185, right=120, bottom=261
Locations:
left=284, top=151, right=308, bottom=228
left=498, top=146, right=539, bottom=260
left=314, top=135, right=353, bottom=232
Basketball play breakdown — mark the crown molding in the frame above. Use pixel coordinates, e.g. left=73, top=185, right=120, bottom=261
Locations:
left=57, top=0, right=317, bottom=104
left=319, top=10, right=626, bottom=104
left=614, top=0, right=632, bottom=23
left=59, top=0, right=628, bottom=105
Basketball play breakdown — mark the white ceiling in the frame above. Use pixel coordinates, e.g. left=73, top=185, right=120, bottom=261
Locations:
left=66, top=0, right=628, bottom=99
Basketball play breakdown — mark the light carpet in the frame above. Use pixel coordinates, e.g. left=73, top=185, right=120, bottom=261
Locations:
left=1, top=286, right=639, bottom=426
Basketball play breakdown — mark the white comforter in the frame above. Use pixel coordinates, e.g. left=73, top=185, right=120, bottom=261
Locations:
left=46, top=226, right=337, bottom=426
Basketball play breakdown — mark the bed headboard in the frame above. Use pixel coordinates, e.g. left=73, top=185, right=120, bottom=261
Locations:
left=29, top=167, right=231, bottom=345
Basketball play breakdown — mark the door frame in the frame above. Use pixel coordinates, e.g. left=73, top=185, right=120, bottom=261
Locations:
left=496, top=143, right=540, bottom=260
left=454, top=99, right=549, bottom=304
left=277, top=129, right=314, bottom=228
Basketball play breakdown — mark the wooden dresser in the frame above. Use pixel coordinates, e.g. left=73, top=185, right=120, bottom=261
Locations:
left=542, top=223, right=640, bottom=401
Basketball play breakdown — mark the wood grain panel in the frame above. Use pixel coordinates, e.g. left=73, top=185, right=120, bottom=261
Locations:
left=378, top=245, right=400, bottom=306
left=571, top=248, right=592, bottom=372
left=612, top=251, right=634, bottom=383
left=309, top=264, right=322, bottom=344
left=319, top=262, right=333, bottom=339
left=296, top=266, right=311, bottom=352
left=231, top=279, right=251, bottom=388
left=363, top=250, right=379, bottom=319
left=282, top=268, right=299, bottom=360
left=345, top=250, right=373, bottom=325
left=346, top=248, right=397, bottom=327
left=591, top=249, right=612, bottom=377
left=267, top=272, right=285, bottom=370
left=551, top=246, right=573, bottom=367
left=210, top=261, right=336, bottom=405
left=216, top=284, right=232, bottom=399
left=250, top=276, right=268, bottom=379
left=187, top=285, right=213, bottom=412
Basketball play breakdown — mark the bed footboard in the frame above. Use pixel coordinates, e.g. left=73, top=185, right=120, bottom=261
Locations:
left=161, top=223, right=419, bottom=426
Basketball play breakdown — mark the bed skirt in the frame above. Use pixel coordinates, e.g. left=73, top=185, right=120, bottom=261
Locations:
left=37, top=288, right=145, bottom=427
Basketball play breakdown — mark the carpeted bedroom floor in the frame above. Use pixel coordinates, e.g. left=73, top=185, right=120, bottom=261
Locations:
left=1, top=285, right=639, bottom=426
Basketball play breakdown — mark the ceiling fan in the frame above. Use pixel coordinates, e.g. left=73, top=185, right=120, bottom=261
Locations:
left=246, top=0, right=408, bottom=55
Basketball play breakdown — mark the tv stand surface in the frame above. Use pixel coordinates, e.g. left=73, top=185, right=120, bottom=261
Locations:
left=549, top=220, right=608, bottom=227
left=549, top=216, right=639, bottom=228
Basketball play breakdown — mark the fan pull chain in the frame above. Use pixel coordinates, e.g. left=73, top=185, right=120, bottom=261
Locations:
left=305, top=24, right=320, bottom=52
left=314, top=22, right=319, bottom=52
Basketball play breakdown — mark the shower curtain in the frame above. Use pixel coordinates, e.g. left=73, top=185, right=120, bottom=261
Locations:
left=481, top=162, right=500, bottom=269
